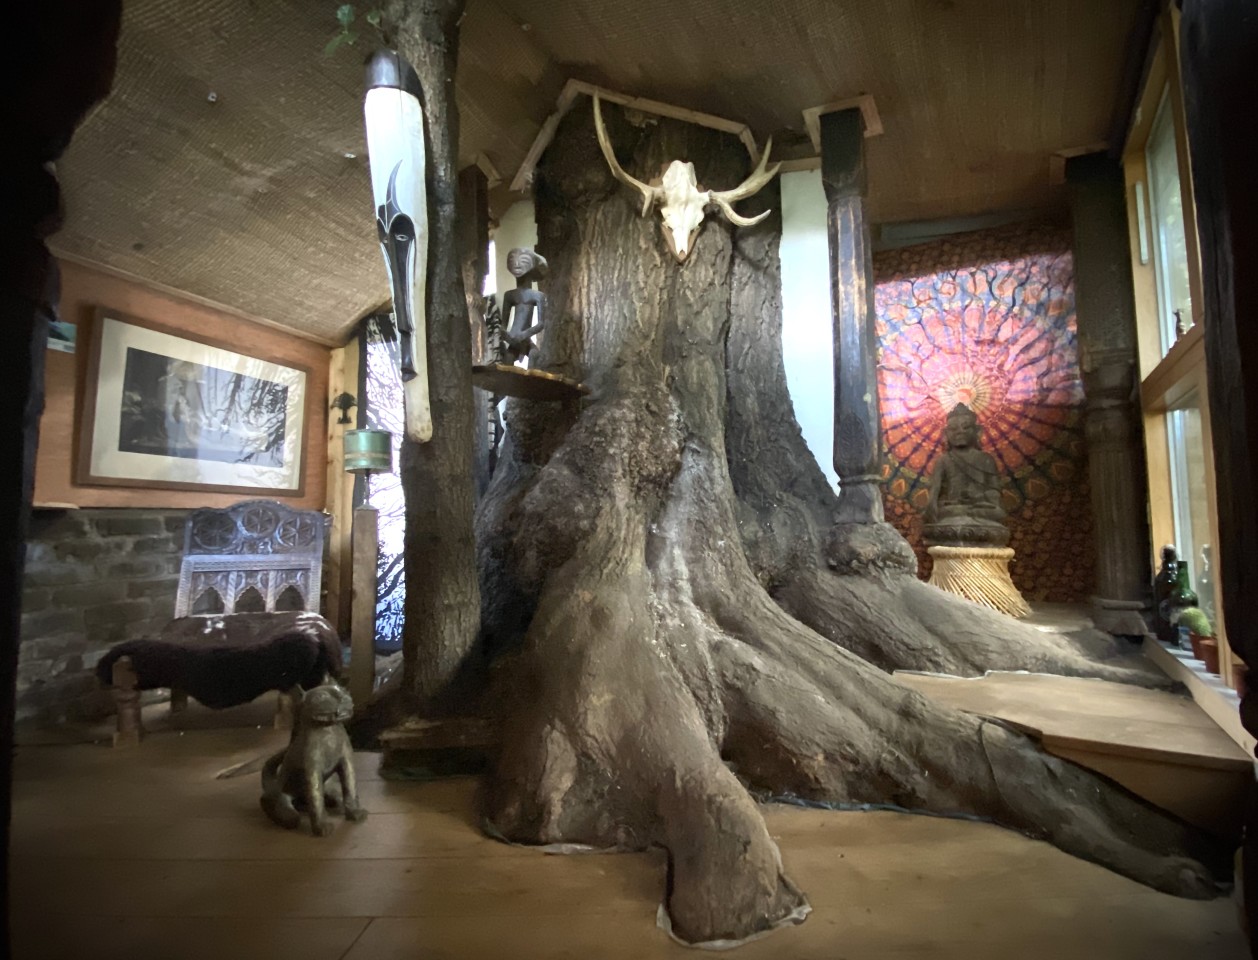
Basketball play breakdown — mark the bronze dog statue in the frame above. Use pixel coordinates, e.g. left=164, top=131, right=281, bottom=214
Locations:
left=260, top=682, right=366, bottom=836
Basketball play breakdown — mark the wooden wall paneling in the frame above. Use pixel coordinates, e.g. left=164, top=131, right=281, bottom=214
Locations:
left=1121, top=37, right=1168, bottom=382
left=1123, top=153, right=1164, bottom=382
left=1141, top=408, right=1174, bottom=577
left=35, top=260, right=331, bottom=510
left=1158, top=4, right=1206, bottom=331
left=324, top=339, right=359, bottom=638
left=1194, top=362, right=1230, bottom=685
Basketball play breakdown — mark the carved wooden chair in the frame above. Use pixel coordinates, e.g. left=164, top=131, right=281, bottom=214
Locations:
left=176, top=499, right=328, bottom=620
left=110, top=500, right=331, bottom=742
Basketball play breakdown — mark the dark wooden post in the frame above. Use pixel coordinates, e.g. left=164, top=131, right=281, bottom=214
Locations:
left=821, top=108, right=881, bottom=525
left=1178, top=1, right=1258, bottom=945
left=1066, top=154, right=1152, bottom=636
left=819, top=108, right=916, bottom=572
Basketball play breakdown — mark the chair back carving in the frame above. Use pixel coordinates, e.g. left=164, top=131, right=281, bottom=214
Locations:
left=175, top=500, right=329, bottom=618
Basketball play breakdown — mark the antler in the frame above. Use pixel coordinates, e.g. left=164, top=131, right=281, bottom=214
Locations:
left=708, top=139, right=782, bottom=226
left=592, top=93, right=658, bottom=216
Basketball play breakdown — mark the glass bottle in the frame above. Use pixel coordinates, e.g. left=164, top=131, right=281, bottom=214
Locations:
left=1153, top=545, right=1180, bottom=645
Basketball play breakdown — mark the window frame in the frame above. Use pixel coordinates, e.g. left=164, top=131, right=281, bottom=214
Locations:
left=1122, top=5, right=1231, bottom=684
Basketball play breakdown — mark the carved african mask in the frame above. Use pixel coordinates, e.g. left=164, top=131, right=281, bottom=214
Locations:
left=592, top=94, right=781, bottom=263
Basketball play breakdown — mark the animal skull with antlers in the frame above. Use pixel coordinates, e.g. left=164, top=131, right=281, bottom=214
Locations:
left=592, top=94, right=782, bottom=263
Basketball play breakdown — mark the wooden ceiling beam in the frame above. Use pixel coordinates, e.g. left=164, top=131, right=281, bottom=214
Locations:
left=509, top=79, right=761, bottom=193
left=801, top=95, right=883, bottom=153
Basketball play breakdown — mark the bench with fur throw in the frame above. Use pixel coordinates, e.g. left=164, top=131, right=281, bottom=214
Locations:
left=98, top=613, right=343, bottom=741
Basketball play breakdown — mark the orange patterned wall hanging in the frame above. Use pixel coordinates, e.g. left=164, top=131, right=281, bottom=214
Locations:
left=874, top=221, right=1095, bottom=602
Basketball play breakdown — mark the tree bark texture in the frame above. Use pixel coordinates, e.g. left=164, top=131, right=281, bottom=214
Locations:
left=474, top=102, right=1225, bottom=944
left=391, top=0, right=481, bottom=707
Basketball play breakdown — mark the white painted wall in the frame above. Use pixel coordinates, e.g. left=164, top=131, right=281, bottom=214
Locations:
left=778, top=169, right=836, bottom=489
left=491, top=200, right=539, bottom=298
left=488, top=184, right=837, bottom=488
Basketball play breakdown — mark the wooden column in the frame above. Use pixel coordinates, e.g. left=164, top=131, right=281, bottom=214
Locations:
left=1179, top=0, right=1258, bottom=946
left=349, top=505, right=379, bottom=707
left=1066, top=154, right=1151, bottom=635
left=821, top=108, right=883, bottom=526
left=818, top=108, right=916, bottom=573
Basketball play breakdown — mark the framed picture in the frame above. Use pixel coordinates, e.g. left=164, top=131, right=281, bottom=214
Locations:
left=77, top=308, right=309, bottom=495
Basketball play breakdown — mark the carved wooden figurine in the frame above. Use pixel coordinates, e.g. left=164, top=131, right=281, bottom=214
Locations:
left=501, top=248, right=548, bottom=364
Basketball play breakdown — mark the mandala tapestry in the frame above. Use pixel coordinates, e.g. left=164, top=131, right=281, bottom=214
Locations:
left=873, top=222, right=1094, bottom=601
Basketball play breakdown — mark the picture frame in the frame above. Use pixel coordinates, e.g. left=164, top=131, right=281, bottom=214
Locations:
left=76, top=307, right=309, bottom=496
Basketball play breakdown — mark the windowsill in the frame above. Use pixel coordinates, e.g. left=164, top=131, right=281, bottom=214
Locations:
left=1144, top=639, right=1256, bottom=758
left=1140, top=321, right=1204, bottom=409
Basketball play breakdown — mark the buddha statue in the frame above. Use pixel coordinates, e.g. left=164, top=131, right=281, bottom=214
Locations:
left=923, top=403, right=1010, bottom=547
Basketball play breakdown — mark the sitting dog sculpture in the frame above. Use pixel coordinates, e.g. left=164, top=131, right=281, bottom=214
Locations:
left=95, top=612, right=342, bottom=709
left=260, top=681, right=366, bottom=836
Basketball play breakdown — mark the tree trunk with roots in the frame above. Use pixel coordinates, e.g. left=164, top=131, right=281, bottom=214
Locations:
left=471, top=102, right=1225, bottom=944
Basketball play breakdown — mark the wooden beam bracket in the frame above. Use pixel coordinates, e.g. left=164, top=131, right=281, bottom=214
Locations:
left=510, top=80, right=762, bottom=193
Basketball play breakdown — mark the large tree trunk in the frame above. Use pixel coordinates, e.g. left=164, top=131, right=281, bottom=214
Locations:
left=391, top=0, right=481, bottom=708
left=473, top=102, right=1225, bottom=944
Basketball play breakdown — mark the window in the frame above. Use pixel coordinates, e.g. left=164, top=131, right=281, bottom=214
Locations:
left=1145, top=89, right=1195, bottom=354
left=1122, top=5, right=1237, bottom=697
left=1166, top=394, right=1211, bottom=605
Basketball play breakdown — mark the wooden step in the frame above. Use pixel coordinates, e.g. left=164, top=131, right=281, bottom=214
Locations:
left=378, top=715, right=500, bottom=780
left=894, top=670, right=1254, bottom=840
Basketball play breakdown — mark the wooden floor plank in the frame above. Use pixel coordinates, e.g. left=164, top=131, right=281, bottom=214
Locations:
left=11, top=917, right=370, bottom=960
left=894, top=671, right=1250, bottom=767
left=8, top=728, right=1247, bottom=960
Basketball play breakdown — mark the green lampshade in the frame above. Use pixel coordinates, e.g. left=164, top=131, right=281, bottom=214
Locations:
left=343, top=428, right=393, bottom=475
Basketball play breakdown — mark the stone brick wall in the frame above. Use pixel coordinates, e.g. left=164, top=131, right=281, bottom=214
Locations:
left=19, top=509, right=189, bottom=723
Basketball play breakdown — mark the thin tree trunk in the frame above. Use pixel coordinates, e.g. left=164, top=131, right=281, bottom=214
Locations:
left=474, top=101, right=1225, bottom=945
left=391, top=0, right=481, bottom=707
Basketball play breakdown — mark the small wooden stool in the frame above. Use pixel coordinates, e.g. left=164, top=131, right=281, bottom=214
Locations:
left=927, top=545, right=1031, bottom=618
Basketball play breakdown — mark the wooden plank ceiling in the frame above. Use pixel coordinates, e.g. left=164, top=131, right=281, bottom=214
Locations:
left=50, top=0, right=1141, bottom=343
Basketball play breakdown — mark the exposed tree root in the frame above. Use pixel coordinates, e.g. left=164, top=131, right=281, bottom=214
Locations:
left=484, top=434, right=1222, bottom=943
left=776, top=567, right=1165, bottom=684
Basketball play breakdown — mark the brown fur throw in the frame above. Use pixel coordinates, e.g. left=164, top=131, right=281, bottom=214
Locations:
left=95, top=612, right=343, bottom=709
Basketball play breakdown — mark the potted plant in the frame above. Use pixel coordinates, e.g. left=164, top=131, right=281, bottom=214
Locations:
left=1177, top=607, right=1219, bottom=673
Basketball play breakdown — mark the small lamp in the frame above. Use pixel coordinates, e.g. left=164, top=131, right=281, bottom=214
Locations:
left=343, top=428, right=393, bottom=506
left=330, top=392, right=358, bottom=424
